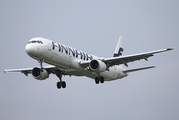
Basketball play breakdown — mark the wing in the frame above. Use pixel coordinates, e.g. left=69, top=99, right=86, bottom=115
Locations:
left=4, top=65, right=57, bottom=76
left=105, top=48, right=173, bottom=67
left=4, top=65, right=83, bottom=77
left=80, top=48, right=173, bottom=68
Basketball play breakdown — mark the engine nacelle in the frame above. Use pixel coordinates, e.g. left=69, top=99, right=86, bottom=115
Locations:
left=32, top=67, right=49, bottom=80
left=89, top=59, right=107, bottom=72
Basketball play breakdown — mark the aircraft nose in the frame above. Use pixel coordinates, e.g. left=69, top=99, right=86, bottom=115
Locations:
left=25, top=44, right=33, bottom=56
left=25, top=44, right=42, bottom=58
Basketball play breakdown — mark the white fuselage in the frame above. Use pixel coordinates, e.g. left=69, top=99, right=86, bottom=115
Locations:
left=25, top=37, right=127, bottom=81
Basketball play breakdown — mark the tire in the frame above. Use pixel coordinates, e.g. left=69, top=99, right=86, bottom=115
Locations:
left=57, top=82, right=61, bottom=89
left=95, top=77, right=99, bottom=84
left=100, top=76, right=104, bottom=83
left=61, top=81, right=66, bottom=88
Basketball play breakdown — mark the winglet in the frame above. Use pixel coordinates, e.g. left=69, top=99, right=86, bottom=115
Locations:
left=167, top=48, right=173, bottom=51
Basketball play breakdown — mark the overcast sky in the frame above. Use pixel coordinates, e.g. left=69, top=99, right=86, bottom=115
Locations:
left=0, top=0, right=179, bottom=120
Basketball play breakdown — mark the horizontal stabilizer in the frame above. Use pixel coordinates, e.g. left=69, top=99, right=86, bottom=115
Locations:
left=124, top=66, right=155, bottom=73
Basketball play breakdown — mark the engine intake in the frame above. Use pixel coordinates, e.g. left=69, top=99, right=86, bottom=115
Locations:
left=89, top=59, right=107, bottom=72
left=32, top=67, right=49, bottom=80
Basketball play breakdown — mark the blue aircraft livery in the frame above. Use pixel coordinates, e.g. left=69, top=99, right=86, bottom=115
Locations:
left=52, top=42, right=93, bottom=61
left=113, top=47, right=124, bottom=57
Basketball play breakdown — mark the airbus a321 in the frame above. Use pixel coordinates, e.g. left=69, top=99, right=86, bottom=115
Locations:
left=4, top=36, right=173, bottom=89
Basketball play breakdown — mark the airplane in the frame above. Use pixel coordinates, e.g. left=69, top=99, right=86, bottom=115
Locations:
left=4, top=36, right=173, bottom=89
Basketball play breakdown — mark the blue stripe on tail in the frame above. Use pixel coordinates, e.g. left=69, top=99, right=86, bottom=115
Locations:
left=113, top=48, right=124, bottom=57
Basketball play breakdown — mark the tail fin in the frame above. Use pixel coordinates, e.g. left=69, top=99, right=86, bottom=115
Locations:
left=113, top=36, right=124, bottom=57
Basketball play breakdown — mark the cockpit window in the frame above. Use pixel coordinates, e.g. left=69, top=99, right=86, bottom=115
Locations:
left=28, top=41, right=43, bottom=44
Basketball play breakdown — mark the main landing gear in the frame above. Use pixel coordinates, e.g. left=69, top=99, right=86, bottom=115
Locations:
left=57, top=81, right=66, bottom=89
left=55, top=70, right=66, bottom=89
left=95, top=76, right=104, bottom=84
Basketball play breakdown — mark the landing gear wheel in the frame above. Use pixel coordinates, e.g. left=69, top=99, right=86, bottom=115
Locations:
left=55, top=70, right=67, bottom=89
left=95, top=76, right=104, bottom=84
left=95, top=77, right=99, bottom=84
left=57, top=81, right=66, bottom=89
left=100, top=76, right=104, bottom=83
left=61, top=81, right=66, bottom=88
left=57, top=82, right=61, bottom=89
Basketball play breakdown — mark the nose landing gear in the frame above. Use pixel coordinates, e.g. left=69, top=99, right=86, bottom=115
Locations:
left=38, top=59, right=44, bottom=71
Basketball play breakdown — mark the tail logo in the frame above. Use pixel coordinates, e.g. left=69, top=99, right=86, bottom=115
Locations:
left=113, top=48, right=124, bottom=57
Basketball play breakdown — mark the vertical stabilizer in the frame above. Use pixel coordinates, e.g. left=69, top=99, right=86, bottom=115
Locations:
left=113, top=36, right=124, bottom=57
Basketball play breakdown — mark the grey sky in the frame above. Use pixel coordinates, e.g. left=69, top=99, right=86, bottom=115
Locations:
left=0, top=0, right=178, bottom=120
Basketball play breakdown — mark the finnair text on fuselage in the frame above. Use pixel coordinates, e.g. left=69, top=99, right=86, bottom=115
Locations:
left=52, top=41, right=93, bottom=61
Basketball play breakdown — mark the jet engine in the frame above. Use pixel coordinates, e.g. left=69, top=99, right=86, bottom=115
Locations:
left=32, top=67, right=49, bottom=80
left=89, top=59, right=107, bottom=72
